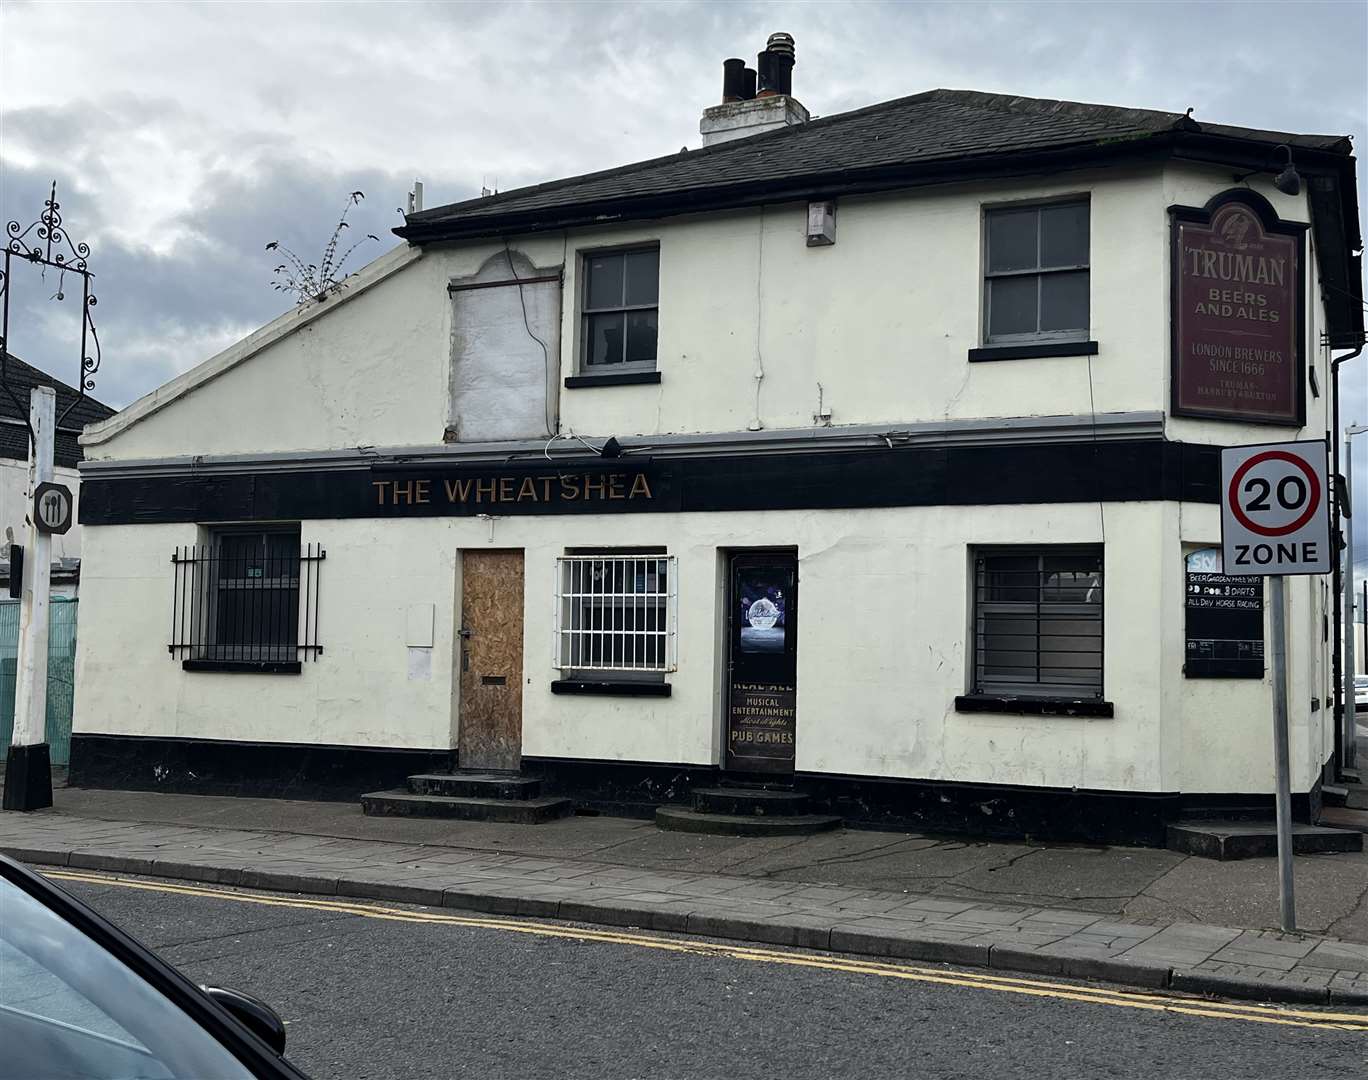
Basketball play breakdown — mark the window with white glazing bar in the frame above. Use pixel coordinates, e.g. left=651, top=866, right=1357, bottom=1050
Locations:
left=555, top=553, right=677, bottom=674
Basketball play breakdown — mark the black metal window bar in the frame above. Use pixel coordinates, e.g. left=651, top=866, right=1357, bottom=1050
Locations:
left=973, top=549, right=1104, bottom=698
left=170, top=531, right=324, bottom=668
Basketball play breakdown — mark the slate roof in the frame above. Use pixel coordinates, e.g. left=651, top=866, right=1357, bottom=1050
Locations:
left=0, top=354, right=116, bottom=468
left=404, top=89, right=1352, bottom=231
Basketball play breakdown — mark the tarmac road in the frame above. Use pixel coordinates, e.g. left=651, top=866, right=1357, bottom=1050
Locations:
left=53, top=871, right=1368, bottom=1080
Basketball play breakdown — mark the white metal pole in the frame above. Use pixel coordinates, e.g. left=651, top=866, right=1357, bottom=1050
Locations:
left=4, top=386, right=55, bottom=811
left=1269, top=573, right=1296, bottom=931
left=1344, top=425, right=1365, bottom=771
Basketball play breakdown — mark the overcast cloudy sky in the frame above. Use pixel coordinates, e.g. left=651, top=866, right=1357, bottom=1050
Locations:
left=2, top=0, right=1366, bottom=564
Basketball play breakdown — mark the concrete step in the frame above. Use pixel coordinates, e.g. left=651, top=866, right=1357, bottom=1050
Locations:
left=406, top=772, right=544, bottom=800
left=1318, top=806, right=1368, bottom=834
left=1321, top=784, right=1368, bottom=810
left=656, top=806, right=841, bottom=837
left=690, top=786, right=810, bottom=816
left=1167, top=819, right=1363, bottom=860
left=361, top=790, right=572, bottom=824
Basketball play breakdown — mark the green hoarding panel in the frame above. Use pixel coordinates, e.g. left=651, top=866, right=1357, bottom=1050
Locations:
left=0, top=598, right=78, bottom=767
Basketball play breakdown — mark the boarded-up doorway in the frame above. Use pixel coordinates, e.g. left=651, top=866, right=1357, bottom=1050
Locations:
left=458, top=550, right=525, bottom=772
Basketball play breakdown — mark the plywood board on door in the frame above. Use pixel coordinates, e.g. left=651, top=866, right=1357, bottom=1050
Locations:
left=458, top=550, right=525, bottom=772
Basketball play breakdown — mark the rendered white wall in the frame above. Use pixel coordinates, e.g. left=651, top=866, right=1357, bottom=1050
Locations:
left=82, top=253, right=453, bottom=460
left=553, top=170, right=1169, bottom=440
left=85, top=164, right=1333, bottom=466
left=74, top=499, right=1327, bottom=794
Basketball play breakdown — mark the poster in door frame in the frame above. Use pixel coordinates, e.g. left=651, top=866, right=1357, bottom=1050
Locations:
left=726, top=556, right=798, bottom=773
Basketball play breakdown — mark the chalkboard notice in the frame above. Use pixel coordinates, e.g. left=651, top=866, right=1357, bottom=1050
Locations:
left=1184, top=549, right=1264, bottom=678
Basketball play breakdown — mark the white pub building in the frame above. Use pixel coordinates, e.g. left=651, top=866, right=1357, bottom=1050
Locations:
left=69, top=37, right=1365, bottom=842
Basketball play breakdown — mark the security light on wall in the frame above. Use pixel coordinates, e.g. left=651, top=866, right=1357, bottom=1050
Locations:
left=1234, top=144, right=1301, bottom=196
left=1273, top=146, right=1302, bottom=196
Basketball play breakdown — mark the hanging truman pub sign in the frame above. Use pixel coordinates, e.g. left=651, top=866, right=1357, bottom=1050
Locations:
left=1170, top=189, right=1307, bottom=426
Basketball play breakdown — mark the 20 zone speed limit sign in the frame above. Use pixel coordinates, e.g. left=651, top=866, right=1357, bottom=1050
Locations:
left=1221, top=440, right=1331, bottom=577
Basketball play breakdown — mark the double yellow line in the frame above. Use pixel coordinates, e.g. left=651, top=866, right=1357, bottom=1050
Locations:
left=46, top=869, right=1368, bottom=1033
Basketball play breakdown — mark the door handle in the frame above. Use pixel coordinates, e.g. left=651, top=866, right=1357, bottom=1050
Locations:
left=458, top=627, right=473, bottom=639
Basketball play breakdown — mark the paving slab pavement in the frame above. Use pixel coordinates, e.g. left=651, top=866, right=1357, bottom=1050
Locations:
left=22, top=783, right=1368, bottom=930
left=2, top=787, right=1368, bottom=1007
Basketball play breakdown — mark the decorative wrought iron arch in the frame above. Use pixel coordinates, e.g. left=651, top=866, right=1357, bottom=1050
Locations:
left=0, top=180, right=102, bottom=434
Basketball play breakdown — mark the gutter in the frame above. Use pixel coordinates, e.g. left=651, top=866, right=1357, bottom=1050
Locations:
left=77, top=411, right=1166, bottom=480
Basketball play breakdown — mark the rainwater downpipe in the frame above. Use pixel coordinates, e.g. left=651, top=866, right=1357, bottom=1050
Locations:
left=1332, top=340, right=1364, bottom=773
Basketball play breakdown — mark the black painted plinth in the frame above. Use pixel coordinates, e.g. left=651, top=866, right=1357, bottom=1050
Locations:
left=3, top=743, right=53, bottom=811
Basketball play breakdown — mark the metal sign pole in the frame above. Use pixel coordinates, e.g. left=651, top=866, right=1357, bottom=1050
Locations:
left=1269, top=573, right=1296, bottom=931
left=3, top=387, right=56, bottom=811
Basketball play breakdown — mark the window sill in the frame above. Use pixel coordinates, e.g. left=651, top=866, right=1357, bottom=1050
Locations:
left=968, top=341, right=1099, bottom=363
left=551, top=678, right=671, bottom=697
left=182, top=659, right=303, bottom=675
left=954, top=694, right=1113, bottom=718
left=564, top=371, right=661, bottom=389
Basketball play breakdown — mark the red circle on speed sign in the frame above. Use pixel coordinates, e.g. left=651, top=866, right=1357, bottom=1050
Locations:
left=1227, top=450, right=1321, bottom=537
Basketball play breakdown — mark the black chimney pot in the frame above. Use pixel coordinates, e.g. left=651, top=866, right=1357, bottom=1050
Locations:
left=741, top=67, right=757, bottom=100
left=765, top=32, right=795, bottom=95
left=721, top=58, right=746, bottom=103
left=756, top=49, right=777, bottom=96
left=769, top=50, right=793, bottom=95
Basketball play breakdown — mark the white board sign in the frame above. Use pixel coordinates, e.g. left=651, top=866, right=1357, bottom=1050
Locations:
left=1220, top=440, right=1330, bottom=577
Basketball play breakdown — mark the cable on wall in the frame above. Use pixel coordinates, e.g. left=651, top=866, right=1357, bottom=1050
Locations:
left=503, top=238, right=556, bottom=437
left=749, top=205, right=767, bottom=431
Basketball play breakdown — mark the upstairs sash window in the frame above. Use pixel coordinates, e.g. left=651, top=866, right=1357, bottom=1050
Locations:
left=581, top=247, right=659, bottom=371
left=984, top=200, right=1090, bottom=344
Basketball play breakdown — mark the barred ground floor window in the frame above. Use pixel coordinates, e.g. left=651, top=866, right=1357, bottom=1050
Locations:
left=972, top=547, right=1104, bottom=698
left=555, top=550, right=677, bottom=676
left=170, top=525, right=325, bottom=670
